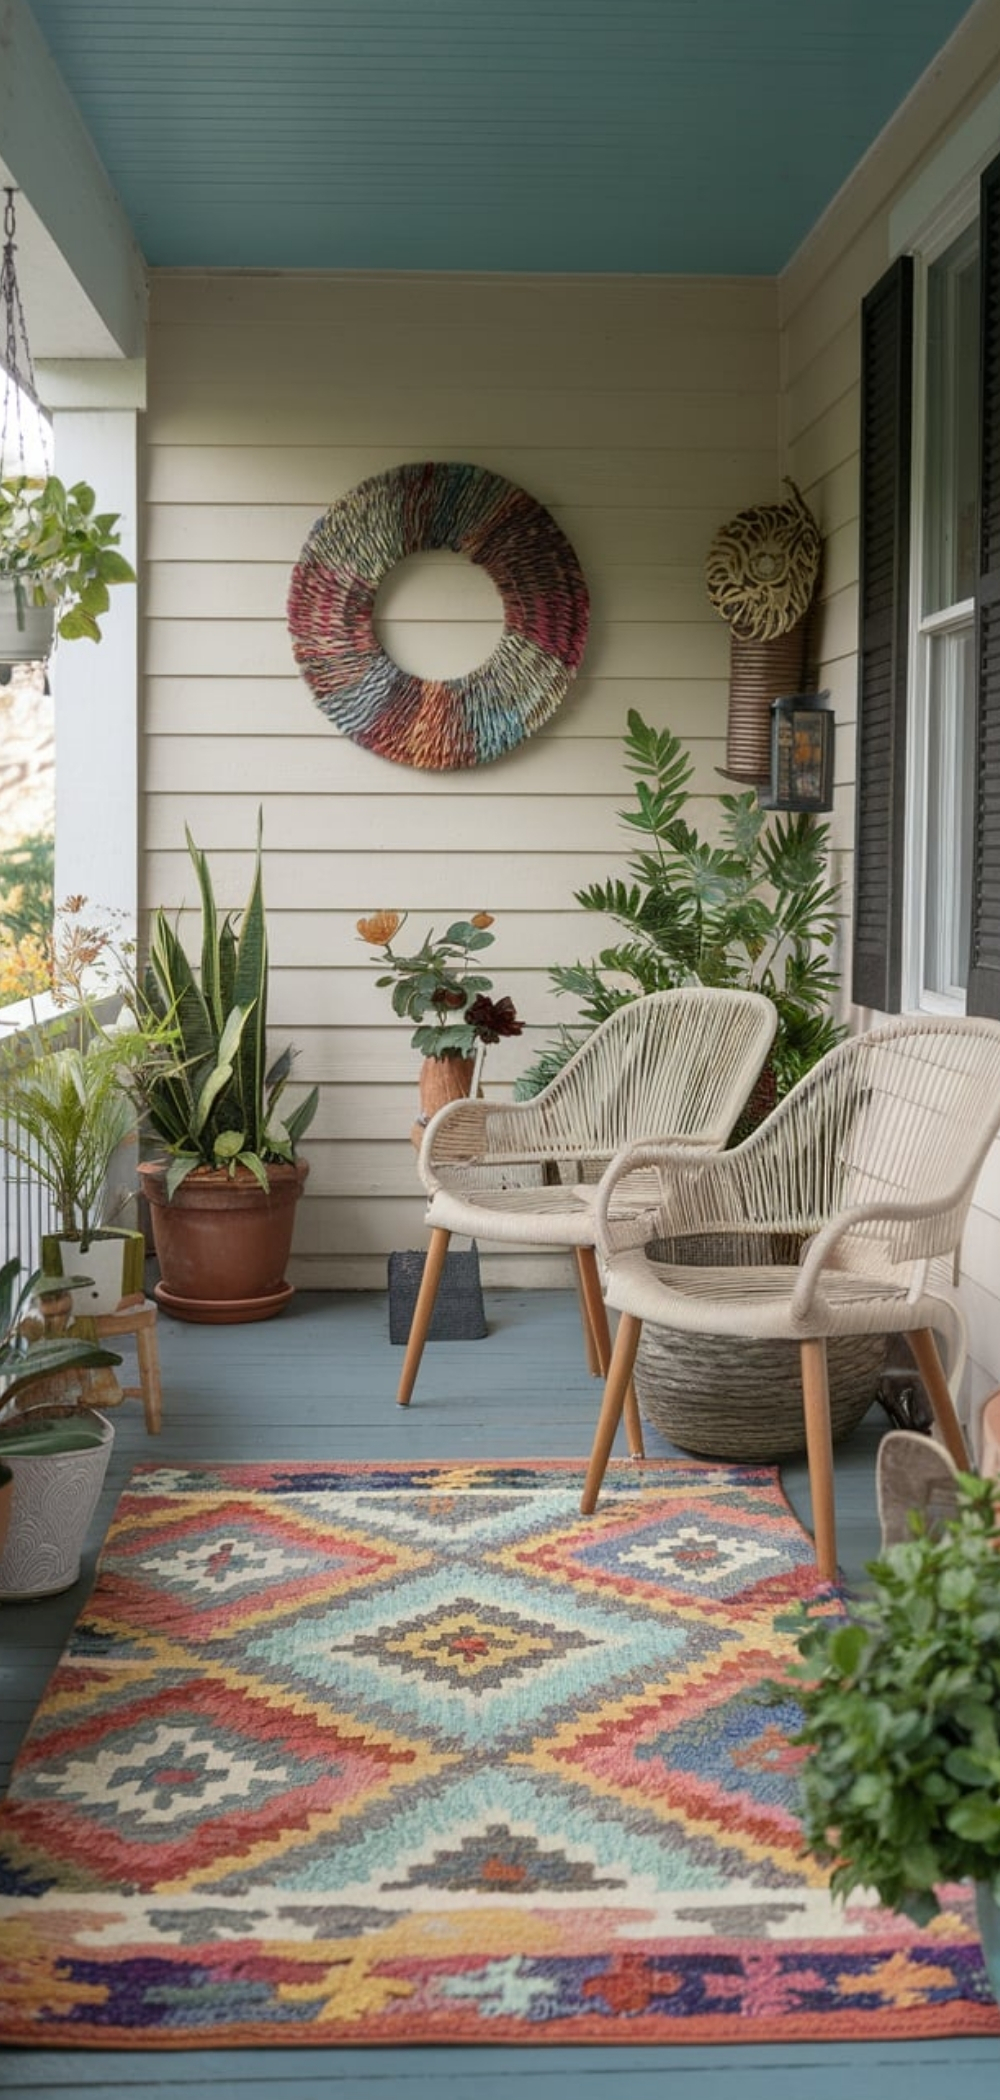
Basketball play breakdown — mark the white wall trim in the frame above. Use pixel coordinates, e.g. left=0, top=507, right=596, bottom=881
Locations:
left=890, top=77, right=1000, bottom=257
left=52, top=407, right=139, bottom=937
left=35, top=361, right=147, bottom=412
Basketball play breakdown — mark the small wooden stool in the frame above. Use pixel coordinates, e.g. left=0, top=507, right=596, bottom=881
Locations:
left=86, top=1296, right=163, bottom=1435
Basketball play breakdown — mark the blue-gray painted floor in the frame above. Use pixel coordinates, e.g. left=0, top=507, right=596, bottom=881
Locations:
left=1, top=1286, right=998, bottom=2097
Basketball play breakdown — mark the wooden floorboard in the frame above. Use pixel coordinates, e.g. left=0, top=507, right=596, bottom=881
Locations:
left=1, top=1285, right=997, bottom=2097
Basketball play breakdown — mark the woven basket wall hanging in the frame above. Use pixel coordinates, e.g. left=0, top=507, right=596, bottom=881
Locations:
left=287, top=461, right=590, bottom=770
left=705, top=479, right=821, bottom=642
left=705, top=480, right=823, bottom=783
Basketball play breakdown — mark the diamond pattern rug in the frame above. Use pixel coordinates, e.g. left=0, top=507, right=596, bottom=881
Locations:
left=0, top=1459, right=997, bottom=2048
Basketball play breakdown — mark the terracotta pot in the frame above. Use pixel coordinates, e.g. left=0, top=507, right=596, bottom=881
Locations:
left=418, top=1055, right=476, bottom=1119
left=138, top=1159, right=309, bottom=1324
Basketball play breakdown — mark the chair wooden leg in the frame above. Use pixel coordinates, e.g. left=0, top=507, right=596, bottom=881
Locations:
left=573, top=1253, right=603, bottom=1376
left=622, top=1362, right=645, bottom=1461
left=136, top=1314, right=162, bottom=1435
left=581, top=1314, right=643, bottom=1514
left=576, top=1247, right=612, bottom=1374
left=906, top=1328, right=970, bottom=1470
left=800, top=1337, right=837, bottom=1581
left=397, top=1228, right=451, bottom=1407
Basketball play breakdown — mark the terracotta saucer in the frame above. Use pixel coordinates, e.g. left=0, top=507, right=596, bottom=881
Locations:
left=153, top=1281, right=295, bottom=1325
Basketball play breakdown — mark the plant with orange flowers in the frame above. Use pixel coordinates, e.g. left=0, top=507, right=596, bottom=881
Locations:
left=356, top=910, right=523, bottom=1061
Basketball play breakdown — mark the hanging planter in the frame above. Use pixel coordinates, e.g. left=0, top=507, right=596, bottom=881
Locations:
left=0, top=474, right=136, bottom=649
left=0, top=190, right=136, bottom=656
left=0, top=577, right=55, bottom=664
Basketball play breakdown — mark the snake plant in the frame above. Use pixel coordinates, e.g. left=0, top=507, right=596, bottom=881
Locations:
left=128, top=817, right=318, bottom=1198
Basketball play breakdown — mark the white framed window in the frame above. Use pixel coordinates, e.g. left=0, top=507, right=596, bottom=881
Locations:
left=904, top=216, right=979, bottom=1012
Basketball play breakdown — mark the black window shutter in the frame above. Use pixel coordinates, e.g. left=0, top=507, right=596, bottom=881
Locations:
left=968, top=149, right=1000, bottom=1017
left=852, top=256, right=913, bottom=1012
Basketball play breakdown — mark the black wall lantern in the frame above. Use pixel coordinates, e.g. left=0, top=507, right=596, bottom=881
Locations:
left=761, top=692, right=834, bottom=812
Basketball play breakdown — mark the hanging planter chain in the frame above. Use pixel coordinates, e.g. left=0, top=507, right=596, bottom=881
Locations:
left=1, top=188, right=49, bottom=477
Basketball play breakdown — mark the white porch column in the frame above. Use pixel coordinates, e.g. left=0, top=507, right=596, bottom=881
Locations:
left=46, top=365, right=145, bottom=936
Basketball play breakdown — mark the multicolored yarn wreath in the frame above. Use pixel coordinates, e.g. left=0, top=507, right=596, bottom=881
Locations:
left=286, top=461, right=590, bottom=770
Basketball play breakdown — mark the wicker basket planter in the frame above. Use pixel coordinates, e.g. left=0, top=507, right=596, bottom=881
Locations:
left=633, top=1234, right=886, bottom=1461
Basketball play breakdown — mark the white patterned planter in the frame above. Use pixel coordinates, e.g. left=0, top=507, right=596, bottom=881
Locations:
left=0, top=1414, right=114, bottom=1600
left=57, top=1236, right=127, bottom=1317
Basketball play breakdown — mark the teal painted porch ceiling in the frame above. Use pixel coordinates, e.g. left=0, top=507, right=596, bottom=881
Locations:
left=27, top=0, right=978, bottom=274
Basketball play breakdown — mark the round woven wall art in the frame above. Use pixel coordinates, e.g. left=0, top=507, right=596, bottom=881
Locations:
left=287, top=461, right=590, bottom=770
left=705, top=479, right=821, bottom=642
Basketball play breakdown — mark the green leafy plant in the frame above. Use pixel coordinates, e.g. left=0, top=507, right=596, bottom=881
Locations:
left=125, top=818, right=319, bottom=1197
left=777, top=1473, right=1000, bottom=1924
left=356, top=908, right=523, bottom=1061
left=0, top=1029, right=148, bottom=1249
left=515, top=710, right=844, bottom=1102
left=0, top=1258, right=120, bottom=1428
left=0, top=474, right=136, bottom=643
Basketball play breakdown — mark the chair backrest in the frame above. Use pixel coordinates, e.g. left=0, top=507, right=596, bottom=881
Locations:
left=752, top=1013, right=1000, bottom=1268
left=512, top=986, right=776, bottom=1162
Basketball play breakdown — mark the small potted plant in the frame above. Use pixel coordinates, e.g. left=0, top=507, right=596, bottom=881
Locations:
left=776, top=1472, right=1000, bottom=2002
left=0, top=1027, right=149, bottom=1313
left=126, top=817, right=319, bottom=1323
left=0, top=473, right=136, bottom=656
left=0, top=899, right=169, bottom=1313
left=0, top=1258, right=122, bottom=1599
left=356, top=909, right=523, bottom=1120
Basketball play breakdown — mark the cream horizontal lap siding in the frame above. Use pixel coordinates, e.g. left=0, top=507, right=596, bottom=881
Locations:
left=143, top=271, right=778, bottom=1289
left=778, top=7, right=1000, bottom=1437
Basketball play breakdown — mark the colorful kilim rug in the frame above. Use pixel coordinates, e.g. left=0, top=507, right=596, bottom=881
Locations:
left=1, top=1459, right=998, bottom=2049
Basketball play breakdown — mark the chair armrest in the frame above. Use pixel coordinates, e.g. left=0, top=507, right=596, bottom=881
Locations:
left=417, top=1096, right=606, bottom=1193
left=788, top=1193, right=967, bottom=1321
left=593, top=1139, right=755, bottom=1259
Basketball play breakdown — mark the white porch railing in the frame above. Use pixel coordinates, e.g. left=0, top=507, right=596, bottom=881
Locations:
left=0, top=992, right=89, bottom=1272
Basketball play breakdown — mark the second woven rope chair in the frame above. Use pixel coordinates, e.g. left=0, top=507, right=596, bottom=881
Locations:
left=396, top=985, right=777, bottom=1408
left=582, top=1014, right=1000, bottom=1578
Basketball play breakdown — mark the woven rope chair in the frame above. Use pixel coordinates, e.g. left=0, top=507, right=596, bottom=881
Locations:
left=396, top=986, right=776, bottom=1408
left=582, top=1013, right=1000, bottom=1578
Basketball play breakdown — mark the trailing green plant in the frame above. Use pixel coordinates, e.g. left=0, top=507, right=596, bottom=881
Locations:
left=0, top=1258, right=120, bottom=1428
left=0, top=474, right=136, bottom=643
left=774, top=1473, right=1000, bottom=1925
left=124, top=817, right=319, bottom=1197
left=514, top=710, right=844, bottom=1102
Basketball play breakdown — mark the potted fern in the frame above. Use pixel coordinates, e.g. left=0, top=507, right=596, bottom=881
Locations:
left=0, top=473, right=136, bottom=658
left=513, top=708, right=861, bottom=1459
left=127, top=818, right=318, bottom=1323
left=514, top=708, right=843, bottom=1111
